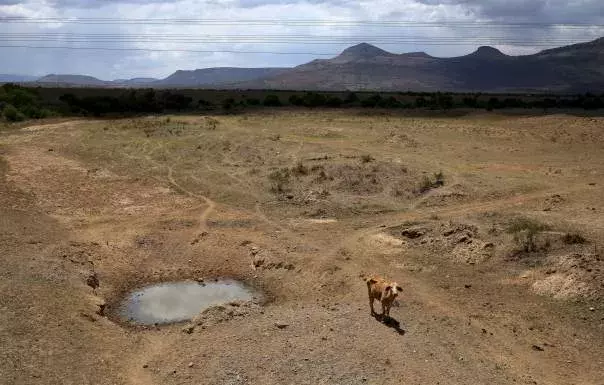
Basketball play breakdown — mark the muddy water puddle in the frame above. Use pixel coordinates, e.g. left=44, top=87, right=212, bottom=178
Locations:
left=118, top=279, right=257, bottom=325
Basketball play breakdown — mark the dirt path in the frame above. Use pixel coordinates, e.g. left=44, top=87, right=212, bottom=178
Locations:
left=2, top=114, right=602, bottom=385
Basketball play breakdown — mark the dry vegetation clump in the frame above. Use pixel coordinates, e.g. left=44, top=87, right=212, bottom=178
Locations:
left=388, top=220, right=496, bottom=264
left=506, top=217, right=552, bottom=254
left=416, top=171, right=445, bottom=194
left=266, top=159, right=421, bottom=199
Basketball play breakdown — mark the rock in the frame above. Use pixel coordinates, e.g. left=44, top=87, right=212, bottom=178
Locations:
left=589, top=307, right=595, bottom=311
left=96, top=301, right=106, bottom=316
left=195, top=277, right=205, bottom=284
left=250, top=246, right=260, bottom=256
left=240, top=240, right=252, bottom=246
left=274, top=322, right=289, bottom=329
left=464, top=284, right=472, bottom=289
left=142, top=364, right=148, bottom=369
left=401, top=227, right=425, bottom=239
left=532, top=345, right=544, bottom=351
left=182, top=325, right=195, bottom=334
left=188, top=362, right=194, bottom=368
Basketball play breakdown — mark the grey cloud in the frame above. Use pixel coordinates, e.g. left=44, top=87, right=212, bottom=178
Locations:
left=236, top=0, right=352, bottom=7
left=48, top=0, right=183, bottom=9
left=414, top=0, right=604, bottom=23
left=0, top=0, right=23, bottom=5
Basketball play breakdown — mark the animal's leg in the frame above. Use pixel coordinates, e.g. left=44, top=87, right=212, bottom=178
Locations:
left=368, top=287, right=376, bottom=315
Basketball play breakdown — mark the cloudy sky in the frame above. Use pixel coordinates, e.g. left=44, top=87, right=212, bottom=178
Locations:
left=1, top=0, right=603, bottom=80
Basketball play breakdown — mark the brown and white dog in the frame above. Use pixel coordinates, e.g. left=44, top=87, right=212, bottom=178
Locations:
left=362, top=274, right=403, bottom=318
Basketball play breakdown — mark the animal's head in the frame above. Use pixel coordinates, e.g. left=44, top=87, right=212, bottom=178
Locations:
left=385, top=282, right=403, bottom=298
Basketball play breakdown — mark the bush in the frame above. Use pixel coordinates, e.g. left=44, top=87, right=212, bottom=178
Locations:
left=268, top=168, right=291, bottom=193
left=3, top=104, right=25, bottom=122
left=289, top=95, right=304, bottom=106
left=221, top=97, right=236, bottom=110
left=292, top=162, right=309, bottom=176
left=263, top=94, right=282, bottom=107
left=325, top=96, right=343, bottom=107
left=245, top=98, right=260, bottom=106
left=562, top=233, right=586, bottom=244
left=506, top=217, right=551, bottom=253
left=361, top=154, right=374, bottom=163
left=344, top=92, right=358, bottom=104
left=417, top=171, right=445, bottom=193
left=303, top=92, right=326, bottom=107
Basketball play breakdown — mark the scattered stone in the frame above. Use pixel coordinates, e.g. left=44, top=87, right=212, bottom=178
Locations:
left=532, top=345, right=544, bottom=351
left=86, top=272, right=99, bottom=292
left=401, top=227, right=425, bottom=239
left=274, top=322, right=289, bottom=329
left=142, top=364, right=148, bottom=369
left=589, top=307, right=595, bottom=311
left=250, top=246, right=260, bottom=256
left=96, top=301, right=106, bottom=316
left=182, top=325, right=195, bottom=334
left=195, top=277, right=205, bottom=284
left=48, top=148, right=54, bottom=152
left=464, top=284, right=472, bottom=289
left=188, top=362, right=194, bottom=368
left=240, top=240, right=252, bottom=246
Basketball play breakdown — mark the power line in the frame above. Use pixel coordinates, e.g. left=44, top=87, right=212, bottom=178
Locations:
left=0, top=45, right=336, bottom=55
left=1, top=17, right=603, bottom=28
left=0, top=32, right=596, bottom=46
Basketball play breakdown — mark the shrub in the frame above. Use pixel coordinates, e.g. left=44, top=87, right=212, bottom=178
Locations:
left=3, top=104, right=25, bottom=122
left=263, top=94, right=282, bottom=107
left=416, top=171, right=445, bottom=193
left=204, top=117, right=219, bottom=130
left=344, top=92, right=358, bottom=104
left=245, top=98, right=260, bottom=106
left=288, top=95, right=304, bottom=106
left=325, top=96, right=343, bottom=107
left=562, top=233, right=586, bottom=244
left=506, top=217, right=551, bottom=253
left=361, top=154, right=374, bottom=163
left=268, top=168, right=291, bottom=193
left=303, top=92, right=326, bottom=107
left=291, top=162, right=309, bottom=176
left=221, top=97, right=236, bottom=110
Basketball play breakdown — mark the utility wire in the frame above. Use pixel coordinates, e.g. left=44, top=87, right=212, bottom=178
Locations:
left=1, top=17, right=603, bottom=28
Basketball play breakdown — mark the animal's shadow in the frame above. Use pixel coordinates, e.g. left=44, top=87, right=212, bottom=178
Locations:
left=372, top=313, right=406, bottom=335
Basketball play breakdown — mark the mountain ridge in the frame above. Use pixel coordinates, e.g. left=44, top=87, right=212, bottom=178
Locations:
left=3, top=37, right=603, bottom=92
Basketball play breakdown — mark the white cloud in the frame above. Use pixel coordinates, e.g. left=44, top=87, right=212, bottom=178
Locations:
left=0, top=0, right=602, bottom=79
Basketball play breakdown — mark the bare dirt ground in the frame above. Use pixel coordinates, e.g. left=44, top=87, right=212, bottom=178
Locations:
left=1, top=110, right=603, bottom=385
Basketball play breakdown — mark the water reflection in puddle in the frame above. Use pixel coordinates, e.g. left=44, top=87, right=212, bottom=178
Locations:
left=118, top=279, right=256, bottom=325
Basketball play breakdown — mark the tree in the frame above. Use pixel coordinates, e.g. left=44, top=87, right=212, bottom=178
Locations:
left=344, top=92, right=358, bottom=104
left=263, top=94, right=282, bottom=107
left=3, top=104, right=26, bottom=122
left=289, top=94, right=304, bottom=106
left=325, top=96, right=343, bottom=107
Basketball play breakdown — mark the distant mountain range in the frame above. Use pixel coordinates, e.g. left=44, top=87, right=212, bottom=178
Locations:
left=2, top=37, right=604, bottom=92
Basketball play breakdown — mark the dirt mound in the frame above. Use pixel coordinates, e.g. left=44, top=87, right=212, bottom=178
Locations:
left=532, top=251, right=603, bottom=299
left=390, top=221, right=495, bottom=264
left=182, top=301, right=262, bottom=333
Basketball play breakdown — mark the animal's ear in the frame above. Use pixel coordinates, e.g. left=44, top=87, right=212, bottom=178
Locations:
left=368, top=278, right=377, bottom=284
left=396, top=286, right=403, bottom=292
